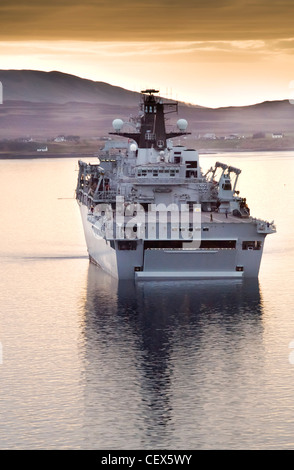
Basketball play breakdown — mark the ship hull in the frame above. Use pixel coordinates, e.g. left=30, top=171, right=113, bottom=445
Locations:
left=79, top=203, right=118, bottom=278
left=79, top=203, right=266, bottom=280
left=75, top=90, right=275, bottom=280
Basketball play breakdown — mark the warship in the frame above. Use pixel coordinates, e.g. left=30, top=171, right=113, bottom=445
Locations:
left=76, top=89, right=276, bottom=280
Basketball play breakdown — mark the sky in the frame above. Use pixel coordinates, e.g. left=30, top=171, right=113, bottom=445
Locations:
left=0, top=0, right=294, bottom=107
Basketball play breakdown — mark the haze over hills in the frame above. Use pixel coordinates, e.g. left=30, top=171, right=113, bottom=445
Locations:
left=0, top=69, right=140, bottom=105
left=0, top=70, right=293, bottom=144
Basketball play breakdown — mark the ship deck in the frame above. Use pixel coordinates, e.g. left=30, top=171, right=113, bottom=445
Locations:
left=201, top=213, right=252, bottom=224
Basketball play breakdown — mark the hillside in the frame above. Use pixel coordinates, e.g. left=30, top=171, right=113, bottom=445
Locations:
left=0, top=70, right=140, bottom=105
left=179, top=100, right=294, bottom=135
left=0, top=70, right=294, bottom=151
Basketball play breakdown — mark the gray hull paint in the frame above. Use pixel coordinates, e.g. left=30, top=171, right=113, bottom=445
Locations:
left=79, top=203, right=118, bottom=278
left=80, top=203, right=266, bottom=280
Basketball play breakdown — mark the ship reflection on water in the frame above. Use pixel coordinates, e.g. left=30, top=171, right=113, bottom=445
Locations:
left=81, top=263, right=264, bottom=448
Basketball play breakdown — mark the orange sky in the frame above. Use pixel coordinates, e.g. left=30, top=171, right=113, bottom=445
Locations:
left=0, top=1, right=294, bottom=107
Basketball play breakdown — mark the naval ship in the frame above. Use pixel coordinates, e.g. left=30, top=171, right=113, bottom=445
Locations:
left=76, top=89, right=276, bottom=280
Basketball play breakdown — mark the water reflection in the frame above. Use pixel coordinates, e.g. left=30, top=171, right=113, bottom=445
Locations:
left=0, top=155, right=292, bottom=449
left=80, top=263, right=264, bottom=448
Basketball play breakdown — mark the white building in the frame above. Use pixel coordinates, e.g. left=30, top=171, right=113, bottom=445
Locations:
left=54, top=135, right=66, bottom=142
left=203, top=133, right=216, bottom=140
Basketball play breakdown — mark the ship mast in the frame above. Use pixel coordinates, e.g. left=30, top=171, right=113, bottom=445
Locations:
left=109, top=89, right=190, bottom=149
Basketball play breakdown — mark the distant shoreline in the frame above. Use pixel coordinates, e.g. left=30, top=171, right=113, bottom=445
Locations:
left=0, top=153, right=97, bottom=160
left=198, top=148, right=294, bottom=154
left=1, top=148, right=294, bottom=160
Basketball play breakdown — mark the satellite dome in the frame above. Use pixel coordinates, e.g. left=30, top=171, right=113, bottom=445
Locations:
left=177, top=119, right=188, bottom=131
left=130, top=143, right=138, bottom=152
left=112, top=119, right=124, bottom=132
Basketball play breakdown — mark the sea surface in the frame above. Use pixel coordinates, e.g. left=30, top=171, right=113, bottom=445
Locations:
left=0, top=151, right=294, bottom=450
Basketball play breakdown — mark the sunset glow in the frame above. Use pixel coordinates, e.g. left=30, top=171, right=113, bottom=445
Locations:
left=0, top=1, right=294, bottom=107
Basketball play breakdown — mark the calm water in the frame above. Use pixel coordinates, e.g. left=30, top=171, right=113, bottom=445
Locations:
left=0, top=151, right=294, bottom=450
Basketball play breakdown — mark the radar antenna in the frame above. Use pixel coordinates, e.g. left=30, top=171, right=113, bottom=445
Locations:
left=141, top=89, right=159, bottom=95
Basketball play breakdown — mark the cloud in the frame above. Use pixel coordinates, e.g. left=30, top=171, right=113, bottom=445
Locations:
left=1, top=37, right=293, bottom=107
left=0, top=39, right=272, bottom=59
left=0, top=38, right=292, bottom=61
left=1, top=1, right=294, bottom=41
left=269, top=38, right=294, bottom=54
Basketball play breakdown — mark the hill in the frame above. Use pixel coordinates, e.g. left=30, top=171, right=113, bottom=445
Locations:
left=0, top=70, right=294, bottom=150
left=0, top=69, right=140, bottom=105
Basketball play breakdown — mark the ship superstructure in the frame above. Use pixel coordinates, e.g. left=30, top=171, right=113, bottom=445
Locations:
left=76, top=90, right=276, bottom=279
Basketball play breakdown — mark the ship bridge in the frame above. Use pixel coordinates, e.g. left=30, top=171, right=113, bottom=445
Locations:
left=109, top=89, right=191, bottom=151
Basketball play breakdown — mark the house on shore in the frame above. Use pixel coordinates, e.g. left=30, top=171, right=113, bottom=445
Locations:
left=272, top=133, right=284, bottom=139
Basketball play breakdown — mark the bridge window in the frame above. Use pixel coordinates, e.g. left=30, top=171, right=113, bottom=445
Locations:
left=145, top=132, right=155, bottom=141
left=186, top=160, right=198, bottom=168
left=186, top=170, right=198, bottom=178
